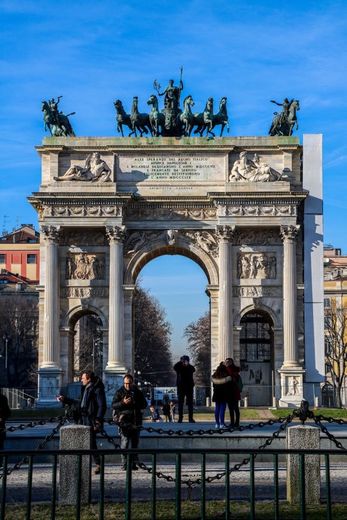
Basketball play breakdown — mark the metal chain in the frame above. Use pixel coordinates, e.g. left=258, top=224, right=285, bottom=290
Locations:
left=134, top=414, right=294, bottom=488
left=0, top=416, right=67, bottom=479
left=99, top=427, right=120, bottom=449
left=313, top=416, right=347, bottom=451
left=6, top=416, right=66, bottom=433
left=313, top=414, right=347, bottom=425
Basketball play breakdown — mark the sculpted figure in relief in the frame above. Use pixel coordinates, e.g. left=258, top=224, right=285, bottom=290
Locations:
left=229, top=151, right=282, bottom=182
left=55, top=152, right=111, bottom=182
left=66, top=253, right=105, bottom=280
left=238, top=253, right=277, bottom=279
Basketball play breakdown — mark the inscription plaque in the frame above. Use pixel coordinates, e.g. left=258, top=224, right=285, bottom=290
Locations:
left=118, top=153, right=225, bottom=181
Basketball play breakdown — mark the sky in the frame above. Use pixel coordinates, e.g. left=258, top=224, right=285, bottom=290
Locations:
left=1, top=0, right=347, bottom=356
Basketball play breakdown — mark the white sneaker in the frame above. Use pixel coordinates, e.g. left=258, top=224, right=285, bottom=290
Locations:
left=215, top=423, right=220, bottom=429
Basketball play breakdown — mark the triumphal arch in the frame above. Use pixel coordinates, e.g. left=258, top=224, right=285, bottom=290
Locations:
left=30, top=129, right=324, bottom=407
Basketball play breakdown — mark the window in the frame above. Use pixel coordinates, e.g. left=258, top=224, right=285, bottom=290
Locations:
left=0, top=254, right=6, bottom=264
left=27, top=254, right=37, bottom=264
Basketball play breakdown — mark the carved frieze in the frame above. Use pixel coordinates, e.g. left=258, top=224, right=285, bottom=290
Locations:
left=126, top=205, right=217, bottom=220
left=66, top=253, right=105, bottom=280
left=61, top=230, right=107, bottom=246
left=218, top=204, right=296, bottom=217
left=237, top=252, right=277, bottom=279
left=61, top=287, right=109, bottom=298
left=42, top=204, right=122, bottom=218
left=233, top=229, right=282, bottom=245
left=233, top=286, right=282, bottom=298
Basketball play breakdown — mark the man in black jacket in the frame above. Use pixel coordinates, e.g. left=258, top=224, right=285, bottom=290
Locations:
left=58, top=370, right=106, bottom=474
left=174, top=355, right=195, bottom=423
left=112, top=373, right=147, bottom=470
left=0, top=390, right=11, bottom=468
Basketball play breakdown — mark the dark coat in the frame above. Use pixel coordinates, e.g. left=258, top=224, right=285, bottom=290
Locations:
left=226, top=365, right=241, bottom=402
left=174, top=362, right=195, bottom=390
left=64, top=377, right=107, bottom=426
left=112, top=385, right=147, bottom=427
left=0, top=394, right=11, bottom=442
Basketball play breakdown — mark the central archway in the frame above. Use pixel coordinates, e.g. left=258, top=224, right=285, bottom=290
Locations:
left=239, top=310, right=274, bottom=406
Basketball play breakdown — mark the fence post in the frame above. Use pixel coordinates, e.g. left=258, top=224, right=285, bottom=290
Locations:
left=286, top=425, right=320, bottom=504
left=59, top=425, right=91, bottom=504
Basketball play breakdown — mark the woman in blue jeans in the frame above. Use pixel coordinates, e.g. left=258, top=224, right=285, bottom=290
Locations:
left=212, top=363, right=231, bottom=429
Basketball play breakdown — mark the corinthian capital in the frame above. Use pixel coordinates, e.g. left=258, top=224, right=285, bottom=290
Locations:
left=216, top=225, right=236, bottom=242
left=280, top=225, right=300, bottom=242
left=41, top=225, right=61, bottom=244
left=106, top=225, right=126, bottom=243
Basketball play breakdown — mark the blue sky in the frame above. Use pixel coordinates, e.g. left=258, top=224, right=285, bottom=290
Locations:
left=1, top=0, right=347, bottom=355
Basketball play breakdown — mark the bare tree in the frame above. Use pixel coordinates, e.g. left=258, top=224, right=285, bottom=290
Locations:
left=133, top=286, right=174, bottom=386
left=184, top=312, right=211, bottom=390
left=0, top=295, right=38, bottom=388
left=325, top=307, right=347, bottom=408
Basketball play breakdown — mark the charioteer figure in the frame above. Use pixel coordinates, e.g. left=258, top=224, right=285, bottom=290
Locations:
left=154, top=67, right=184, bottom=135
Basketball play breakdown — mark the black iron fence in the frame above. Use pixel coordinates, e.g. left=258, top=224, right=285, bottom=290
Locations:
left=1, top=447, right=346, bottom=520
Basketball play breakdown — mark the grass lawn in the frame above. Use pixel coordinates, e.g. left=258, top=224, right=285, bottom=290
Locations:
left=5, top=501, right=347, bottom=519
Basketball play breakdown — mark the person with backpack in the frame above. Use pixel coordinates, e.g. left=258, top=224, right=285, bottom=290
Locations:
left=225, top=358, right=242, bottom=427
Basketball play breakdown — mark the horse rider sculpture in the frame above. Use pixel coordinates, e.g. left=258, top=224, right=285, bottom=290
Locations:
left=269, top=98, right=300, bottom=136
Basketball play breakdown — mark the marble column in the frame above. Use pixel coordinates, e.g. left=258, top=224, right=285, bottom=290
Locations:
left=37, top=225, right=62, bottom=406
left=280, top=225, right=300, bottom=368
left=217, top=225, right=235, bottom=361
left=41, top=225, right=60, bottom=368
left=279, top=225, right=305, bottom=407
left=106, top=225, right=126, bottom=372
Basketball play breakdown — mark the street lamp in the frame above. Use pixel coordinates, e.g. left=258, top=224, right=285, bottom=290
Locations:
left=2, top=333, right=9, bottom=386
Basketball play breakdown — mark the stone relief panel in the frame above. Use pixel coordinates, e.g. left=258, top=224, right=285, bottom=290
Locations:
left=56, top=152, right=112, bottom=182
left=237, top=252, right=277, bottom=279
left=126, top=205, right=217, bottom=221
left=229, top=152, right=283, bottom=182
left=183, top=230, right=219, bottom=258
left=61, top=230, right=107, bottom=246
left=66, top=253, right=105, bottom=280
left=42, top=204, right=122, bottom=218
left=61, top=287, right=109, bottom=298
left=233, top=229, right=282, bottom=246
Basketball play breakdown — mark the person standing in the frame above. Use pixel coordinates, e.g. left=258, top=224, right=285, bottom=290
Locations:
left=174, top=355, right=195, bottom=423
left=211, top=363, right=230, bottom=429
left=225, top=358, right=241, bottom=427
left=0, top=390, right=11, bottom=468
left=57, top=370, right=106, bottom=474
left=112, top=374, right=147, bottom=471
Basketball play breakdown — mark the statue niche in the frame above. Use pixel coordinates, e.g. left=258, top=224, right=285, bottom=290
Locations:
left=66, top=253, right=105, bottom=280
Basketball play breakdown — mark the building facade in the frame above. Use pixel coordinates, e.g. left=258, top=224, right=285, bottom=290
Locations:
left=0, top=225, right=40, bottom=283
left=29, top=135, right=324, bottom=406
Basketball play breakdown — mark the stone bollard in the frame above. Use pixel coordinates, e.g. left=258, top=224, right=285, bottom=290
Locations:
left=243, top=396, right=248, bottom=408
left=286, top=425, right=320, bottom=504
left=59, top=425, right=91, bottom=504
left=206, top=397, right=211, bottom=407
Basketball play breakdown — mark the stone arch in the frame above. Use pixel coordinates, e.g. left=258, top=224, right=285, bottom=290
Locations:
left=124, top=234, right=219, bottom=285
left=235, top=301, right=280, bottom=329
left=63, top=304, right=108, bottom=329
left=61, top=304, right=107, bottom=383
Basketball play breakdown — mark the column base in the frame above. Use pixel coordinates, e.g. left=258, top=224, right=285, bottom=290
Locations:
left=37, top=367, right=63, bottom=408
left=104, top=368, right=127, bottom=405
left=278, top=367, right=305, bottom=408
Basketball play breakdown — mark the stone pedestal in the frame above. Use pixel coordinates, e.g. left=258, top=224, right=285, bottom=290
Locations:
left=59, top=425, right=91, bottom=504
left=36, top=368, right=62, bottom=407
left=286, top=425, right=320, bottom=504
left=278, top=368, right=305, bottom=407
